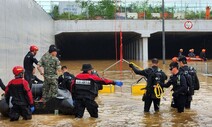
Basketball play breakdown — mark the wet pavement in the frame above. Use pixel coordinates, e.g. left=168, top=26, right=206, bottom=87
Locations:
left=0, top=60, right=212, bottom=127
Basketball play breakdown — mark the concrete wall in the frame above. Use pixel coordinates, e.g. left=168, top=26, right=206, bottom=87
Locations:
left=0, top=0, right=54, bottom=85
left=55, top=20, right=212, bottom=35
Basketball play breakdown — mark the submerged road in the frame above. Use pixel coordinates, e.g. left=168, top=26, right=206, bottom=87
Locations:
left=0, top=60, right=211, bottom=127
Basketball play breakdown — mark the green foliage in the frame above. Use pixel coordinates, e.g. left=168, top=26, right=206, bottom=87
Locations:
left=50, top=5, right=59, bottom=20
left=50, top=0, right=206, bottom=20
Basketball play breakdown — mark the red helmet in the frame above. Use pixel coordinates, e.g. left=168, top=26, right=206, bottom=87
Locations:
left=30, top=45, right=38, bottom=52
left=13, top=66, right=24, bottom=76
left=172, top=57, right=178, bottom=62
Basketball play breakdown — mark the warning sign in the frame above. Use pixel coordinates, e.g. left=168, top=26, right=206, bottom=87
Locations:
left=184, top=21, right=193, bottom=30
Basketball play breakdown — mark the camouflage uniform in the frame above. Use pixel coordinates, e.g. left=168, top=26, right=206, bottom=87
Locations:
left=38, top=52, right=61, bottom=100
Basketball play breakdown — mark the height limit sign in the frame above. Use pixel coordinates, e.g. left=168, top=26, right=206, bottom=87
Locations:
left=184, top=21, right=193, bottom=30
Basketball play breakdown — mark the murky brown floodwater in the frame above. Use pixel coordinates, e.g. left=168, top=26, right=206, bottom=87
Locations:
left=0, top=60, right=212, bottom=127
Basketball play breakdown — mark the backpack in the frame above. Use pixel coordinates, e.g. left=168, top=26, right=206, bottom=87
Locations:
left=188, top=66, right=200, bottom=90
left=150, top=68, right=166, bottom=85
left=147, top=68, right=165, bottom=98
left=181, top=70, right=194, bottom=95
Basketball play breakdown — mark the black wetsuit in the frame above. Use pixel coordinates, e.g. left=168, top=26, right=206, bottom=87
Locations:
left=130, top=65, right=167, bottom=112
left=162, top=72, right=187, bottom=113
left=23, top=52, right=38, bottom=89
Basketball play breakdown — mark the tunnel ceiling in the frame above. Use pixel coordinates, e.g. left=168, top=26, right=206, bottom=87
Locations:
left=55, top=32, right=212, bottom=60
left=55, top=32, right=140, bottom=60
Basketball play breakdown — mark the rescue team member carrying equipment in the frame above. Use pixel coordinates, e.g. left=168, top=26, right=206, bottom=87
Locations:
left=162, top=62, right=188, bottom=113
left=23, top=45, right=39, bottom=89
left=129, top=58, right=167, bottom=113
left=71, top=64, right=122, bottom=118
left=5, top=66, right=34, bottom=121
left=178, top=56, right=200, bottom=109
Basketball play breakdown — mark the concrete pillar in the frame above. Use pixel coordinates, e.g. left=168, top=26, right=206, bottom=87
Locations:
left=142, top=37, right=148, bottom=61
left=132, top=42, right=135, bottom=60
left=138, top=38, right=143, bottom=60
left=129, top=42, right=132, bottom=59
left=134, top=41, right=136, bottom=60
left=136, top=40, right=139, bottom=60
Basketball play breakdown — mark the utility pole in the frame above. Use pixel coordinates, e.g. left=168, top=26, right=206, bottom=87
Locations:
left=162, top=0, right=165, bottom=64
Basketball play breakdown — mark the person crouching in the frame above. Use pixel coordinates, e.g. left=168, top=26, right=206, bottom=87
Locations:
left=5, top=66, right=34, bottom=121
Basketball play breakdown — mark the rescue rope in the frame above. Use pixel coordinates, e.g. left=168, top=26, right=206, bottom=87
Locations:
left=129, top=62, right=143, bottom=70
left=154, top=84, right=164, bottom=99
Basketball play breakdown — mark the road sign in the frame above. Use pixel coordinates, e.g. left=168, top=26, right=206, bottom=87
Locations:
left=184, top=21, right=193, bottom=30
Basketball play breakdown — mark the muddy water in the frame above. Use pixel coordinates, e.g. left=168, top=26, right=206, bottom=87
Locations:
left=0, top=60, right=212, bottom=127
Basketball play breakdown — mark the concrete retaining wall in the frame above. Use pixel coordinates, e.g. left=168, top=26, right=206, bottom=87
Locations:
left=0, top=0, right=54, bottom=85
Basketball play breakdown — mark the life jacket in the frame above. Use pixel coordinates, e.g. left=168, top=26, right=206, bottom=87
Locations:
left=171, top=74, right=187, bottom=94
left=74, top=78, right=98, bottom=100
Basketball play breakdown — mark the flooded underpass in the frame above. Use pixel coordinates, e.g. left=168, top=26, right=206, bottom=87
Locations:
left=0, top=60, right=212, bottom=127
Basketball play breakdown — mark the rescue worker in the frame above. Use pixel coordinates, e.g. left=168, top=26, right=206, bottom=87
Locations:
left=188, top=49, right=195, bottom=58
left=129, top=58, right=167, bottom=113
left=31, top=66, right=43, bottom=84
left=58, top=66, right=75, bottom=90
left=23, top=45, right=39, bottom=89
left=0, top=78, right=6, bottom=91
left=178, top=56, right=200, bottom=109
left=37, top=45, right=61, bottom=102
left=162, top=62, right=188, bottom=113
left=5, top=66, right=34, bottom=121
left=178, top=48, right=184, bottom=58
left=71, top=64, right=120, bottom=118
left=199, top=49, right=207, bottom=61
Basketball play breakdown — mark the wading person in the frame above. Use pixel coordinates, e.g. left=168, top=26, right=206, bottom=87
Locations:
left=162, top=62, right=187, bottom=113
left=129, top=58, right=167, bottom=113
left=5, top=66, right=34, bottom=121
left=71, top=64, right=122, bottom=118
left=37, top=45, right=61, bottom=102
left=23, top=45, right=39, bottom=89
left=178, top=56, right=199, bottom=109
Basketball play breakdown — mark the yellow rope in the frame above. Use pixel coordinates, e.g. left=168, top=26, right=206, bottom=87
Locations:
left=154, top=84, right=164, bottom=99
left=129, top=62, right=143, bottom=70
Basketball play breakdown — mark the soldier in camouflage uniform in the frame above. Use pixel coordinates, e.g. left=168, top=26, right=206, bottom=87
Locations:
left=37, top=45, right=61, bottom=101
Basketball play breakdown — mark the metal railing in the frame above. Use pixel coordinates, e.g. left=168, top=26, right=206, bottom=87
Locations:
left=188, top=62, right=212, bottom=74
left=35, top=0, right=212, bottom=20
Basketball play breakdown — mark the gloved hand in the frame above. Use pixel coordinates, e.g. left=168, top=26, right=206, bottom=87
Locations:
left=129, top=63, right=134, bottom=68
left=30, top=106, right=35, bottom=113
left=114, top=80, right=123, bottom=87
left=172, top=92, right=178, bottom=98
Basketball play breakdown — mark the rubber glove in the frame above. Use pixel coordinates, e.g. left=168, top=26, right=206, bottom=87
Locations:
left=114, top=80, right=123, bottom=87
left=30, top=106, right=35, bottom=113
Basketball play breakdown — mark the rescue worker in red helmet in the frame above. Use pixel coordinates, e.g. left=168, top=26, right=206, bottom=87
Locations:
left=5, top=66, right=34, bottom=121
left=23, top=45, right=39, bottom=89
left=178, top=48, right=184, bottom=58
